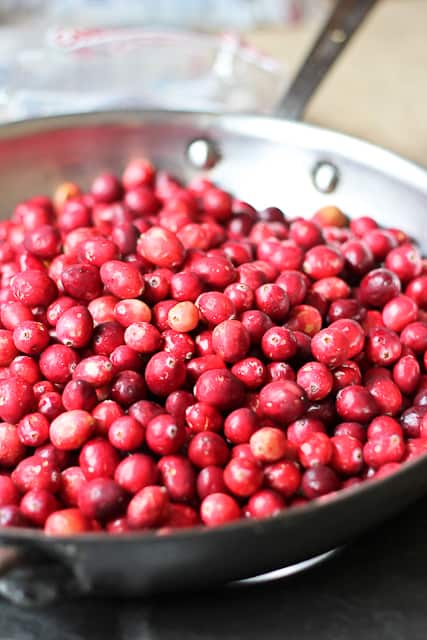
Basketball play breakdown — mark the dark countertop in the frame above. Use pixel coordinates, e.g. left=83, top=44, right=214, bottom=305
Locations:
left=1, top=496, right=426, bottom=640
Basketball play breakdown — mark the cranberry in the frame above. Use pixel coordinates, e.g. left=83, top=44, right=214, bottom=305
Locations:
left=88, top=295, right=118, bottom=325
left=223, top=283, right=254, bottom=314
left=91, top=172, right=122, bottom=203
left=223, top=457, right=263, bottom=497
left=385, top=243, right=422, bottom=282
left=336, top=385, right=378, bottom=423
left=166, top=302, right=198, bottom=333
left=145, top=414, right=185, bottom=455
left=245, top=489, right=285, bottom=519
left=359, top=268, right=401, bottom=308
left=211, top=320, right=250, bottom=364
left=365, top=327, right=402, bottom=365
left=367, top=376, right=402, bottom=416
left=266, top=362, right=296, bottom=383
left=56, top=305, right=93, bottom=348
left=190, top=253, right=236, bottom=289
left=400, top=321, right=427, bottom=353
left=332, top=360, right=362, bottom=391
left=260, top=380, right=307, bottom=425
left=264, top=460, right=301, bottom=497
left=138, top=227, right=185, bottom=269
left=58, top=199, right=91, bottom=232
left=9, top=355, right=40, bottom=384
left=20, top=488, right=59, bottom=526
left=110, top=370, right=146, bottom=406
left=200, top=492, right=240, bottom=526
left=196, top=292, right=235, bottom=326
left=127, top=485, right=169, bottom=529
left=44, top=508, right=91, bottom=535
left=0, top=475, right=19, bottom=507
left=311, top=327, right=350, bottom=368
left=185, top=402, right=223, bottom=434
left=363, top=432, right=405, bottom=469
left=113, top=299, right=151, bottom=327
left=100, top=260, right=144, bottom=299
left=49, top=410, right=94, bottom=451
left=79, top=438, right=120, bottom=480
left=124, top=321, right=162, bottom=353
left=286, top=305, right=322, bottom=337
left=261, top=326, right=297, bottom=361
left=108, top=415, right=145, bottom=451
left=61, top=264, right=103, bottom=302
left=170, top=271, right=203, bottom=303
left=0, top=376, right=34, bottom=423
left=11, top=269, right=56, bottom=307
left=1, top=300, right=33, bottom=330
left=188, top=431, right=229, bottom=468
left=392, top=354, right=420, bottom=396
left=158, top=455, right=196, bottom=501
left=165, top=390, right=194, bottom=426
left=329, top=319, right=365, bottom=359
left=334, top=422, right=366, bottom=442
left=400, top=406, right=427, bottom=439
left=330, top=435, right=363, bottom=475
left=145, top=352, right=186, bottom=397
left=12, top=455, right=60, bottom=493
left=299, top=432, right=332, bottom=468
left=328, top=299, right=365, bottom=323
left=382, top=295, right=418, bottom=332
left=341, top=239, right=374, bottom=276
left=115, top=453, right=158, bottom=494
left=224, top=408, right=257, bottom=444
left=241, top=310, right=273, bottom=345
left=17, top=412, right=49, bottom=447
left=197, top=466, right=227, bottom=499
left=301, top=465, right=340, bottom=499
left=249, top=427, right=288, bottom=462
left=231, top=357, right=267, bottom=390
left=303, top=245, right=344, bottom=279
left=60, top=466, right=86, bottom=507
left=39, top=344, right=79, bottom=384
left=297, top=362, right=333, bottom=400
left=406, top=275, right=427, bottom=309
left=0, top=505, right=28, bottom=528
left=0, top=422, right=26, bottom=467
left=194, top=368, right=244, bottom=411
left=78, top=478, right=126, bottom=522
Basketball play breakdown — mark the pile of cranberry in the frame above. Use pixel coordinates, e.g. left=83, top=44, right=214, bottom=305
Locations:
left=0, top=157, right=426, bottom=536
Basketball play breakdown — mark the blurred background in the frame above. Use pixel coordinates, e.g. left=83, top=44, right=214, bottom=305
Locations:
left=0, top=0, right=425, bottom=165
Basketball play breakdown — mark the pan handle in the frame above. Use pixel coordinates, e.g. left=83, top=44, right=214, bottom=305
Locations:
left=0, top=543, right=88, bottom=606
left=275, top=0, right=379, bottom=121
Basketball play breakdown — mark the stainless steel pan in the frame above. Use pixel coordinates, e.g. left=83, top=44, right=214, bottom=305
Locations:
left=0, top=0, right=426, bottom=605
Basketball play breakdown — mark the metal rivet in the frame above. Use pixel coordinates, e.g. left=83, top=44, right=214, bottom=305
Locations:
left=312, top=161, right=340, bottom=194
left=330, top=28, right=347, bottom=44
left=186, top=138, right=220, bottom=170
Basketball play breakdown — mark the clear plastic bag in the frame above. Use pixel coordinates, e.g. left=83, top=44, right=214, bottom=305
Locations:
left=0, top=28, right=287, bottom=121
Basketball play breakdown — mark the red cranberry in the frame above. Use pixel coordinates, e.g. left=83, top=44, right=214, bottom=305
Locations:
left=223, top=283, right=254, bottom=314
left=79, top=438, right=120, bottom=480
left=245, top=489, right=285, bottom=519
left=400, top=406, right=427, bottom=439
left=186, top=354, right=226, bottom=382
left=9, top=355, right=40, bottom=384
left=301, top=465, right=340, bottom=499
left=158, top=455, right=196, bottom=502
left=56, top=305, right=93, bottom=348
left=231, top=357, right=267, bottom=390
left=12, top=455, right=61, bottom=493
left=328, top=299, right=365, bottom=323
left=17, top=412, right=49, bottom=447
left=115, top=453, right=158, bottom=494
left=124, top=322, right=161, bottom=353
left=385, top=243, right=422, bottom=282
left=334, top=422, right=366, bottom=442
left=196, top=466, right=226, bottom=499
left=127, top=485, right=169, bottom=529
left=61, top=264, right=103, bottom=302
left=392, top=355, right=420, bottom=395
left=39, top=344, right=79, bottom=384
left=363, top=432, right=405, bottom=469
left=311, top=327, right=350, bottom=368
left=0, top=505, right=28, bottom=528
left=330, top=435, right=363, bottom=475
left=73, top=356, right=114, bottom=388
left=406, top=275, right=427, bottom=309
left=382, top=295, right=418, bottom=332
left=138, top=227, right=185, bottom=269
left=188, top=431, right=229, bottom=468
left=241, top=310, right=274, bottom=345
left=297, top=362, right=333, bottom=401
left=329, top=319, right=365, bottom=359
left=100, top=260, right=145, bottom=299
left=60, top=466, right=87, bottom=507
left=224, top=408, right=257, bottom=444
left=88, top=295, right=118, bottom=324
left=359, top=268, right=401, bottom=308
left=341, top=239, right=374, bottom=276
left=145, top=352, right=186, bottom=397
left=287, top=417, right=326, bottom=444
left=264, top=460, right=301, bottom=497
left=145, top=414, right=186, bottom=455
left=365, top=327, right=402, bottom=365
left=78, top=478, right=127, bottom=521
left=223, top=457, right=263, bottom=497
left=170, top=271, right=203, bottom=303
left=261, top=326, right=297, bottom=361
left=110, top=370, right=146, bottom=406
left=332, top=360, right=362, bottom=391
left=336, top=385, right=378, bottom=423
left=194, top=368, right=244, bottom=411
left=303, top=245, right=344, bottom=279
left=108, top=415, right=145, bottom=451
left=113, top=299, right=151, bottom=327
left=1, top=300, right=33, bottom=330
left=266, top=362, right=296, bottom=383
left=0, top=376, right=35, bottom=423
left=367, top=376, right=402, bottom=416
left=260, top=380, right=307, bottom=425
left=91, top=172, right=122, bottom=203
left=20, top=488, right=59, bottom=526
left=49, top=410, right=94, bottom=450
left=185, top=402, right=223, bottom=434
left=400, top=321, right=427, bottom=353
left=200, top=492, right=240, bottom=526
left=44, top=508, right=91, bottom=535
left=11, top=269, right=56, bottom=307
left=286, top=305, right=322, bottom=337
left=58, top=199, right=91, bottom=232
left=299, top=432, right=332, bottom=468
left=364, top=229, right=397, bottom=260
left=163, top=330, right=195, bottom=362
left=165, top=390, right=195, bottom=426
left=210, top=320, right=250, bottom=364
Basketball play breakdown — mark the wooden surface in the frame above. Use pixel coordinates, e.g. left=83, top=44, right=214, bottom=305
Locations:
left=246, top=0, right=427, bottom=167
